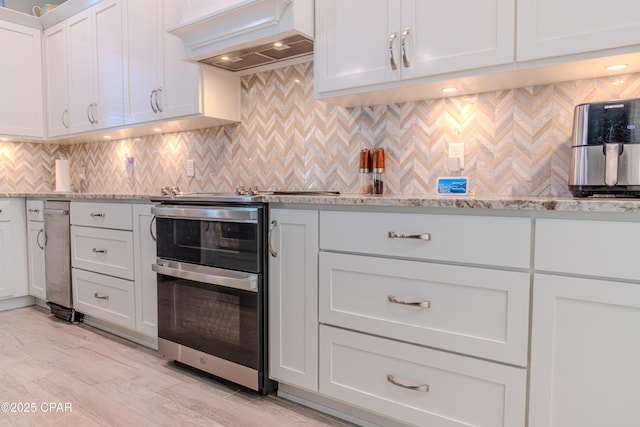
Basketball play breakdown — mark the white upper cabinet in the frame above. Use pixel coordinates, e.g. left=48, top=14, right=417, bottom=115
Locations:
left=517, top=0, right=640, bottom=61
left=315, top=0, right=515, bottom=94
left=44, top=22, right=69, bottom=137
left=67, top=0, right=124, bottom=133
left=46, top=0, right=124, bottom=136
left=0, top=19, right=44, bottom=138
left=124, top=0, right=241, bottom=127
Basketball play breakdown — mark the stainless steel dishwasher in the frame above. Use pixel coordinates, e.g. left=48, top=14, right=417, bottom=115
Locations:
left=44, top=200, right=83, bottom=323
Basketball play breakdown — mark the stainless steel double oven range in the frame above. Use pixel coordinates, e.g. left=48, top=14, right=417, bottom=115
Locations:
left=150, top=193, right=276, bottom=394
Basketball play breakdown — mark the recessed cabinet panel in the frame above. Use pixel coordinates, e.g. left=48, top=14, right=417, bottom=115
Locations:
left=0, top=20, right=44, bottom=137
left=320, top=211, right=531, bottom=268
left=517, top=0, right=640, bottom=61
left=320, top=252, right=530, bottom=366
left=320, top=325, right=527, bottom=427
left=529, top=274, right=640, bottom=427
left=71, top=225, right=134, bottom=280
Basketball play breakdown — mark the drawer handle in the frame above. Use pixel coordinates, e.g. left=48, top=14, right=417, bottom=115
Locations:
left=387, top=374, right=429, bottom=392
left=92, top=248, right=108, bottom=254
left=388, top=295, right=431, bottom=309
left=94, top=293, right=109, bottom=301
left=388, top=231, right=431, bottom=241
left=28, top=208, right=40, bottom=213
left=90, top=213, right=105, bottom=218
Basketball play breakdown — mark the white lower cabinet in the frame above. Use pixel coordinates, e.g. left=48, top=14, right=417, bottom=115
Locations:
left=319, top=252, right=530, bottom=366
left=132, top=204, right=157, bottom=337
left=0, top=199, right=28, bottom=301
left=320, top=325, right=526, bottom=427
left=70, top=201, right=157, bottom=340
left=73, top=268, right=135, bottom=330
left=268, top=208, right=319, bottom=392
left=26, top=200, right=46, bottom=300
left=529, top=274, right=640, bottom=427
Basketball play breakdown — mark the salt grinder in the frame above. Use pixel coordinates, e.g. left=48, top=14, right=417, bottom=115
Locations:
left=359, top=149, right=373, bottom=194
left=373, top=148, right=385, bottom=195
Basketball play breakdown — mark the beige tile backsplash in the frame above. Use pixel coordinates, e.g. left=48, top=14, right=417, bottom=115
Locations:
left=1, top=62, right=638, bottom=197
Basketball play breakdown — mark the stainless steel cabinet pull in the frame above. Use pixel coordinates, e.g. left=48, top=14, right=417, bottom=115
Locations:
left=149, top=215, right=157, bottom=242
left=388, top=231, right=431, bottom=240
left=94, top=293, right=109, bottom=300
left=387, top=374, right=429, bottom=392
left=150, top=89, right=157, bottom=113
left=91, top=103, right=98, bottom=124
left=90, top=212, right=105, bottom=218
left=36, top=229, right=44, bottom=250
left=28, top=209, right=40, bottom=213
left=87, top=104, right=93, bottom=123
left=268, top=220, right=278, bottom=258
left=62, top=109, right=69, bottom=128
left=92, top=248, right=108, bottom=254
left=401, top=27, right=410, bottom=67
left=388, top=31, right=398, bottom=70
left=154, top=87, right=163, bottom=112
left=388, top=295, right=431, bottom=308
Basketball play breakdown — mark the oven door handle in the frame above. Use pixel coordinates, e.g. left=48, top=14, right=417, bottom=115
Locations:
left=151, top=205, right=259, bottom=223
left=152, top=262, right=258, bottom=292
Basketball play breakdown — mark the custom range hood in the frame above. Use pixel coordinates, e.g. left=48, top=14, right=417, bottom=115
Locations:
left=168, top=0, right=314, bottom=73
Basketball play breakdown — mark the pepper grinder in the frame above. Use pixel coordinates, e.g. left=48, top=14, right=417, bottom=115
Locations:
left=373, top=148, right=385, bottom=195
left=359, top=149, right=373, bottom=194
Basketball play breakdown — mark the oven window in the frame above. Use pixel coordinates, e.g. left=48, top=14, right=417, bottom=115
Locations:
left=156, top=218, right=261, bottom=273
left=158, top=275, right=259, bottom=369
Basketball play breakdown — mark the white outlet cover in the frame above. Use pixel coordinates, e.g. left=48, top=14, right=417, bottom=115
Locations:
left=448, top=142, right=465, bottom=169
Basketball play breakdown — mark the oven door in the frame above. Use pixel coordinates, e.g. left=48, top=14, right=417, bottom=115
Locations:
left=152, top=204, right=262, bottom=273
left=153, top=259, right=262, bottom=389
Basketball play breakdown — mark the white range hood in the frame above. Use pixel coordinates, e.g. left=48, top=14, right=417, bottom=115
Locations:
left=168, top=0, right=314, bottom=73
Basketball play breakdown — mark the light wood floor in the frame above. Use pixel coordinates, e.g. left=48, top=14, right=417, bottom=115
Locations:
left=0, top=306, right=356, bottom=427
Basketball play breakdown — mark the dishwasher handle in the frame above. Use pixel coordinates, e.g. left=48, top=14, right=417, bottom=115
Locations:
left=44, top=208, right=70, bottom=216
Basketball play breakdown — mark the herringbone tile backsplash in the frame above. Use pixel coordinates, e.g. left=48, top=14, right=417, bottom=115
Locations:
left=2, top=62, right=639, bottom=197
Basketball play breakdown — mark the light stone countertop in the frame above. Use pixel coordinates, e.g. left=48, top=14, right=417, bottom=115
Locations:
left=4, top=192, right=640, bottom=213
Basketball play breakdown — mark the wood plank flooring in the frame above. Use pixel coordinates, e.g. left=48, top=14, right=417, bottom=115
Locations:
left=0, top=306, right=356, bottom=427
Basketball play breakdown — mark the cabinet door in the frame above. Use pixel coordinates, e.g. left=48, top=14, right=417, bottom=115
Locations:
left=268, top=208, right=319, bottom=391
left=133, top=204, right=157, bottom=337
left=27, top=221, right=46, bottom=300
left=401, top=0, right=514, bottom=80
left=161, top=0, right=200, bottom=118
left=67, top=8, right=95, bottom=133
left=93, top=0, right=124, bottom=129
left=517, top=0, right=640, bottom=61
left=124, top=0, right=163, bottom=124
left=0, top=20, right=44, bottom=137
left=0, top=221, right=10, bottom=298
left=44, top=21, right=70, bottom=137
left=315, top=0, right=400, bottom=93
left=529, top=274, right=640, bottom=427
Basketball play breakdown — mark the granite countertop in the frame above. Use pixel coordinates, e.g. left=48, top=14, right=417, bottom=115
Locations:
left=4, top=192, right=640, bottom=213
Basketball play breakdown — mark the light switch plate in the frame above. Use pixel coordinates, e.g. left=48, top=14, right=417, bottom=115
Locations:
left=186, top=159, right=195, bottom=177
left=448, top=142, right=465, bottom=169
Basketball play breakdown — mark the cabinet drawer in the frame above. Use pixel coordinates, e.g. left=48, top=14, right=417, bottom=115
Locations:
left=320, top=252, right=530, bottom=366
left=26, top=200, right=44, bottom=221
left=320, top=326, right=526, bottom=427
left=535, top=218, right=640, bottom=280
left=0, top=200, right=10, bottom=221
left=71, top=225, right=134, bottom=280
left=320, top=211, right=531, bottom=268
left=71, top=201, right=132, bottom=230
left=72, top=268, right=135, bottom=329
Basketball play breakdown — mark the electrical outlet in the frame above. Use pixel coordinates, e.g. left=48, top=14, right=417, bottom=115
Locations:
left=448, top=142, right=465, bottom=169
left=186, top=159, right=195, bottom=177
